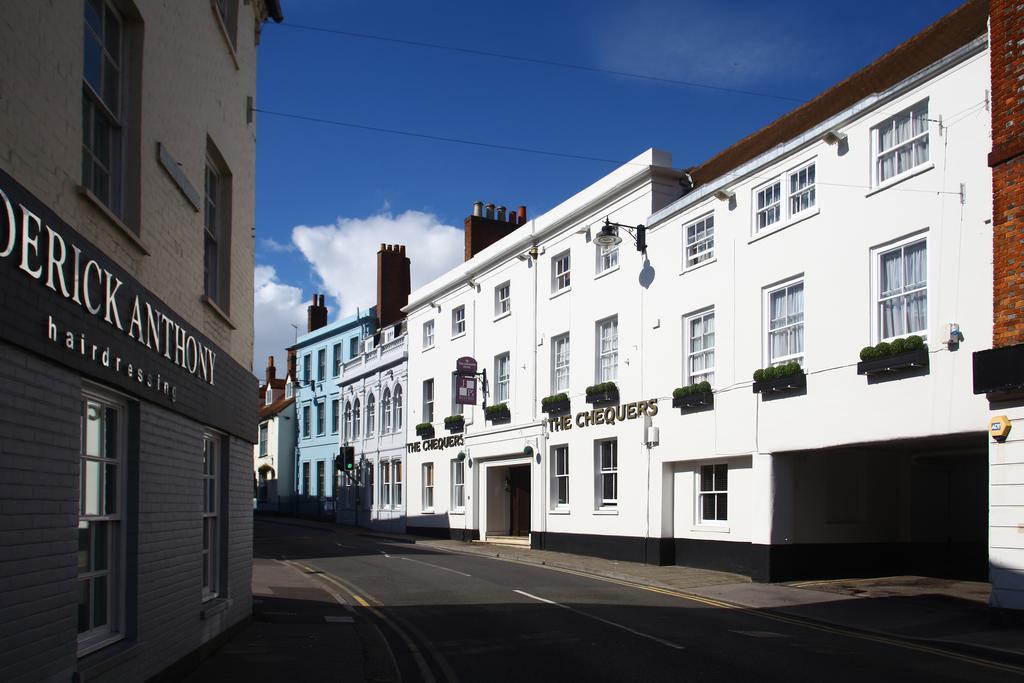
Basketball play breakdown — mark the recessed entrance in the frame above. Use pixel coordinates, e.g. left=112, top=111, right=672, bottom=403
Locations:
left=485, top=463, right=531, bottom=539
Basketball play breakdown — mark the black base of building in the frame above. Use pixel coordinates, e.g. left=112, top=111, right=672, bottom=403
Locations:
left=530, top=531, right=673, bottom=566
left=143, top=613, right=252, bottom=683
left=406, top=525, right=479, bottom=542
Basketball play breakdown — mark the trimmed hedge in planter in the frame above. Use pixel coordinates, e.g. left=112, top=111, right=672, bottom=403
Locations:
left=444, top=415, right=465, bottom=432
left=415, top=422, right=435, bottom=439
left=484, top=403, right=510, bottom=423
left=585, top=382, right=619, bottom=405
left=541, top=393, right=570, bottom=415
left=857, top=335, right=929, bottom=376
left=672, top=381, right=713, bottom=409
left=752, top=361, right=806, bottom=394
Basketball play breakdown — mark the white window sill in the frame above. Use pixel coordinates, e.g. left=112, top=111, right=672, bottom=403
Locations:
left=78, top=186, right=149, bottom=255
left=450, top=509, right=466, bottom=516
left=692, top=524, right=730, bottom=533
left=422, top=508, right=435, bottom=514
left=594, top=265, right=620, bottom=281
left=866, top=162, right=935, bottom=197
left=680, top=257, right=717, bottom=276
left=593, top=507, right=619, bottom=515
left=201, top=294, right=238, bottom=329
left=200, top=596, right=231, bottom=619
left=493, top=311, right=511, bottom=322
left=549, top=507, right=571, bottom=515
left=550, top=286, right=572, bottom=300
left=451, top=332, right=466, bottom=341
left=423, top=344, right=435, bottom=352
left=749, top=207, right=820, bottom=245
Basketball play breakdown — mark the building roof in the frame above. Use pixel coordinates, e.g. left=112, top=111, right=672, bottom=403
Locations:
left=688, top=0, right=988, bottom=187
left=259, top=393, right=295, bottom=421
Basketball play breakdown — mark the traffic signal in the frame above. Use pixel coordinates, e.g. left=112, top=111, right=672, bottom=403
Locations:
left=337, top=446, right=355, bottom=472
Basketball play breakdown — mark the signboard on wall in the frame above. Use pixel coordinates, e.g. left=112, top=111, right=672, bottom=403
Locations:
left=455, top=356, right=477, bottom=405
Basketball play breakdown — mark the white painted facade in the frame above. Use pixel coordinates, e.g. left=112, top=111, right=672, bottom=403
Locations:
left=403, top=37, right=994, bottom=580
left=253, top=384, right=297, bottom=512
left=336, top=324, right=409, bottom=532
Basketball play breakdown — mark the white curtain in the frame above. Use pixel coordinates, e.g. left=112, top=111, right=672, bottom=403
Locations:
left=905, top=241, right=927, bottom=334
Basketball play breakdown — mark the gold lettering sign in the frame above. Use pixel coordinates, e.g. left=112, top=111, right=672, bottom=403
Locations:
left=406, top=434, right=465, bottom=453
left=549, top=399, right=659, bottom=432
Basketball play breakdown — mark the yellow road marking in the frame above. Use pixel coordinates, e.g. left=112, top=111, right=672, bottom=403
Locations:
left=352, top=594, right=370, bottom=608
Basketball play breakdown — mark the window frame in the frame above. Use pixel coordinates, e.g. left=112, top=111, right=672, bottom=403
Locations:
left=81, top=0, right=125, bottom=219
left=316, top=459, right=326, bottom=498
left=764, top=278, right=805, bottom=367
left=331, top=398, right=339, bottom=434
left=343, top=400, right=352, bottom=441
left=552, top=445, right=569, bottom=508
left=317, top=348, right=326, bottom=382
left=302, top=461, right=310, bottom=495
left=203, top=140, right=233, bottom=311
left=302, top=404, right=311, bottom=439
left=258, top=422, right=268, bottom=456
left=303, top=354, right=311, bottom=383
left=495, top=352, right=510, bottom=404
left=422, top=462, right=434, bottom=511
left=697, top=463, right=729, bottom=526
left=77, top=388, right=127, bottom=654
left=201, top=433, right=223, bottom=601
left=382, top=388, right=393, bottom=434
left=423, top=319, right=435, bottom=350
left=422, top=379, right=434, bottom=423
left=873, top=101, right=930, bottom=187
left=393, top=385, right=404, bottom=431
left=751, top=158, right=818, bottom=237
left=332, top=343, right=342, bottom=377
left=495, top=282, right=511, bottom=318
left=451, top=459, right=465, bottom=511
left=381, top=460, right=392, bottom=508
left=596, top=316, right=618, bottom=384
left=552, top=250, right=571, bottom=293
left=596, top=242, right=619, bottom=275
left=872, top=234, right=928, bottom=342
left=394, top=460, right=403, bottom=507
left=684, top=308, right=715, bottom=386
left=315, top=398, right=325, bottom=437
left=551, top=332, right=570, bottom=394
left=683, top=212, right=715, bottom=270
left=366, top=393, right=376, bottom=438
left=452, top=306, right=466, bottom=337
left=596, top=439, right=618, bottom=509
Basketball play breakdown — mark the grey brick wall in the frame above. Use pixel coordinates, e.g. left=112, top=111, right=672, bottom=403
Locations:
left=0, top=341, right=253, bottom=682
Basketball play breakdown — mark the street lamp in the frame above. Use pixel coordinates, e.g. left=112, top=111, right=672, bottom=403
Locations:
left=595, top=218, right=646, bottom=254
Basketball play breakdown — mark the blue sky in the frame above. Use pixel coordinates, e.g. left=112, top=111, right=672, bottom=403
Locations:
left=252, top=0, right=965, bottom=372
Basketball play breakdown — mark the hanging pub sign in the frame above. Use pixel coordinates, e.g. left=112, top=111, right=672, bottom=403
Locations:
left=454, top=356, right=478, bottom=405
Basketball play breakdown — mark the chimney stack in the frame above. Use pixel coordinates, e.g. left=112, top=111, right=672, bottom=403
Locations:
left=377, top=243, right=412, bottom=329
left=266, top=355, right=276, bottom=384
left=307, top=294, right=328, bottom=332
left=464, top=200, right=527, bottom=261
left=287, top=348, right=297, bottom=382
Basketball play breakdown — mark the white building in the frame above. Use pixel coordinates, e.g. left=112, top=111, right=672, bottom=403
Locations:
left=254, top=355, right=297, bottom=512
left=404, top=6, right=993, bottom=582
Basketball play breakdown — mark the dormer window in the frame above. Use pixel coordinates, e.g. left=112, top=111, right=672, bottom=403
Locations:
left=265, top=388, right=272, bottom=405
left=285, top=382, right=293, bottom=399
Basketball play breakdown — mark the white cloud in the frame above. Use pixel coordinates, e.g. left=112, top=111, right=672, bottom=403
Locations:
left=253, top=265, right=307, bottom=379
left=292, top=210, right=464, bottom=319
left=259, top=237, right=296, bottom=253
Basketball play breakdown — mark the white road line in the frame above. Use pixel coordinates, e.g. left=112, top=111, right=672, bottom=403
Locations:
left=400, top=556, right=472, bottom=577
left=378, top=550, right=391, bottom=558
left=513, top=589, right=685, bottom=650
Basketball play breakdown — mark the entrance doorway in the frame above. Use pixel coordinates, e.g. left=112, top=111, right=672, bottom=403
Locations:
left=509, top=465, right=530, bottom=537
left=485, top=463, right=532, bottom=539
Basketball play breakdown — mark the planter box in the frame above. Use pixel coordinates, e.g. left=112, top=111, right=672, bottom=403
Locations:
left=485, top=409, right=511, bottom=424
left=672, top=391, right=714, bottom=409
left=444, top=422, right=464, bottom=433
left=585, top=389, right=619, bottom=405
left=752, top=372, right=806, bottom=395
left=416, top=425, right=435, bottom=439
left=541, top=398, right=571, bottom=415
left=857, top=349, right=929, bottom=376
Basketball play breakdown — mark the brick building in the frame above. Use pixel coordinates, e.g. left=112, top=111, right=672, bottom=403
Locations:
left=974, top=0, right=1024, bottom=611
left=0, top=1, right=282, bottom=680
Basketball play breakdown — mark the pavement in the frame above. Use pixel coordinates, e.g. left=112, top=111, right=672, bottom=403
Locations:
left=184, top=516, right=1024, bottom=680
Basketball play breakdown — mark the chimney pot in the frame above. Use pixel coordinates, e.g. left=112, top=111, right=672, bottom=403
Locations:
left=473, top=201, right=483, bottom=217
left=518, top=205, right=527, bottom=223
left=497, top=206, right=506, bottom=221
left=485, top=203, right=494, bottom=219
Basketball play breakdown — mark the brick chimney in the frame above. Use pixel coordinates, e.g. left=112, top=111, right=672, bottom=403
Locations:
left=990, top=0, right=1024, bottom=349
left=307, top=294, right=327, bottom=332
left=377, top=244, right=411, bottom=329
left=464, top=201, right=527, bottom=260
left=265, top=355, right=276, bottom=384
left=287, top=348, right=297, bottom=382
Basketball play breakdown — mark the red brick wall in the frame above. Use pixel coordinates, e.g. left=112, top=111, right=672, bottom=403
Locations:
left=990, top=0, right=1024, bottom=347
left=377, top=244, right=411, bottom=329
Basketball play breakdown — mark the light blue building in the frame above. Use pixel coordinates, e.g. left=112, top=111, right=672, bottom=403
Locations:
left=292, top=294, right=376, bottom=518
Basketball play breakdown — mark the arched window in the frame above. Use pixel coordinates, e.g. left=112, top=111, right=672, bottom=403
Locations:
left=382, top=388, right=392, bottom=434
left=343, top=401, right=352, bottom=440
left=393, top=384, right=403, bottom=431
left=366, top=394, right=376, bottom=437
left=352, top=399, right=361, bottom=440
